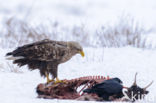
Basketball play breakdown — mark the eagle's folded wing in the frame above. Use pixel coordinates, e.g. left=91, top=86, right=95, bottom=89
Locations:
left=10, top=39, right=68, bottom=61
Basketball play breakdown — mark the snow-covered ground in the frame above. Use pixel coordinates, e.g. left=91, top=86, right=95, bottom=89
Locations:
left=0, top=47, right=156, bottom=103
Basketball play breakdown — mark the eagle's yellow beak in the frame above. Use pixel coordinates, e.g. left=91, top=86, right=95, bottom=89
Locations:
left=80, top=51, right=85, bottom=57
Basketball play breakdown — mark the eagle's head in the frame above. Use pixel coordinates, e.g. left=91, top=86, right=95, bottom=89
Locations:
left=67, top=41, right=85, bottom=57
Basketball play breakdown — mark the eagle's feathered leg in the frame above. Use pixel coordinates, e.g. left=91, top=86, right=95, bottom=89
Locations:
left=48, top=63, right=65, bottom=84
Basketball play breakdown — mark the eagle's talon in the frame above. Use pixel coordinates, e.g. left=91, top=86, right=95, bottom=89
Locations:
left=54, top=80, right=67, bottom=84
left=54, top=78, right=66, bottom=84
left=47, top=79, right=54, bottom=84
left=46, top=72, right=54, bottom=83
left=54, top=80, right=63, bottom=84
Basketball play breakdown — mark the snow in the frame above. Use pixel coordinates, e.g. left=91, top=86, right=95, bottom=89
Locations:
left=0, top=47, right=156, bottom=103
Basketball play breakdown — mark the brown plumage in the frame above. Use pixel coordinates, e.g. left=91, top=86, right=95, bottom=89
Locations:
left=6, top=39, right=84, bottom=83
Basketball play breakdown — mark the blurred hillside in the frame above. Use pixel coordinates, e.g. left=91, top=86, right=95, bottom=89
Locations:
left=0, top=0, right=156, bottom=48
